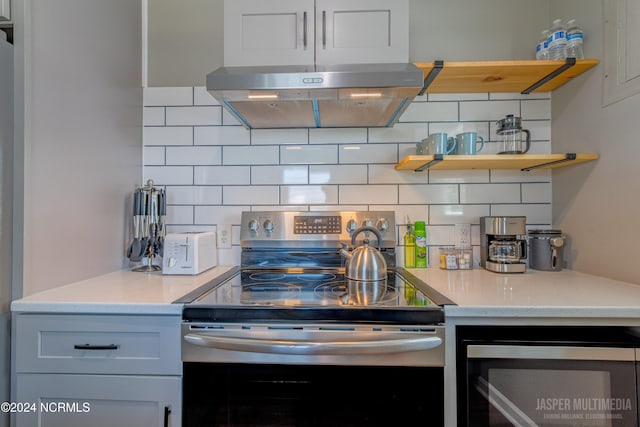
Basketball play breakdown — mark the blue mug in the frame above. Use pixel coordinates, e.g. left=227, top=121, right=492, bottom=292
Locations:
left=455, top=132, right=484, bottom=155
left=426, top=133, right=456, bottom=155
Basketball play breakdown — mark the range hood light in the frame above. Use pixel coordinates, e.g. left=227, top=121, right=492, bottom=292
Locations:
left=247, top=94, right=279, bottom=100
left=350, top=92, right=383, bottom=98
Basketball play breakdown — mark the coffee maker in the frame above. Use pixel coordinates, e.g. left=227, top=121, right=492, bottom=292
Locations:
left=480, top=216, right=527, bottom=273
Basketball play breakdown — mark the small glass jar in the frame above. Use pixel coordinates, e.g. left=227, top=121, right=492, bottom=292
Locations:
left=440, top=247, right=473, bottom=270
left=439, top=247, right=458, bottom=270
left=456, top=247, right=473, bottom=270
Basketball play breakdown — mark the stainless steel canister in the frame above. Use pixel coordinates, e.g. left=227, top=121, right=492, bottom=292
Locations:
left=528, top=229, right=565, bottom=271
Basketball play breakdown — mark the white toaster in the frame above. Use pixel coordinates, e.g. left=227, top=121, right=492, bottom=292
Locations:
left=162, top=231, right=217, bottom=275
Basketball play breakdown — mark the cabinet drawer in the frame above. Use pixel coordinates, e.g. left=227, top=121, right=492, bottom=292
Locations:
left=15, top=314, right=181, bottom=375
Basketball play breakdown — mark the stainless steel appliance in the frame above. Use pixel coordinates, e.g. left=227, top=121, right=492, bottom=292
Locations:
left=528, top=229, right=566, bottom=272
left=340, top=226, right=388, bottom=281
left=177, top=211, right=453, bottom=427
left=480, top=216, right=527, bottom=274
left=206, top=63, right=424, bottom=129
left=457, top=325, right=640, bottom=426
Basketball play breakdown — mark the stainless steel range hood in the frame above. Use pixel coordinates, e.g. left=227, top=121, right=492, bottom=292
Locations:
left=206, top=63, right=424, bottom=129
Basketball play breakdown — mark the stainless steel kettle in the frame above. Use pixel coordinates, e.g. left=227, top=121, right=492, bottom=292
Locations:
left=340, top=226, right=387, bottom=281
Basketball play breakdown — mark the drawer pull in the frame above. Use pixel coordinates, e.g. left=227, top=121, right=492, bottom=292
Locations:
left=73, top=344, right=120, bottom=350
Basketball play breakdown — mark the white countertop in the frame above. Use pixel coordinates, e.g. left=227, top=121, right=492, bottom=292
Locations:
left=406, top=267, right=640, bottom=319
left=10, top=266, right=236, bottom=315
left=11, top=264, right=640, bottom=320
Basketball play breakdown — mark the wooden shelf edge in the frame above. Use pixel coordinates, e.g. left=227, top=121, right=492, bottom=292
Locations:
left=395, top=153, right=599, bottom=172
left=413, top=59, right=599, bottom=94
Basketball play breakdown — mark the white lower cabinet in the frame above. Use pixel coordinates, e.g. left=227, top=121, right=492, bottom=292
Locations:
left=13, top=313, right=182, bottom=427
left=15, top=374, right=180, bottom=427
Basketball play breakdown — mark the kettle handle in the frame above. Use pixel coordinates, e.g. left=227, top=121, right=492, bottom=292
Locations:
left=351, top=226, right=383, bottom=250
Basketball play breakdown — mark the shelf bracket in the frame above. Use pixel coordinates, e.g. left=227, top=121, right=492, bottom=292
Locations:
left=415, top=154, right=444, bottom=172
left=418, top=60, right=444, bottom=96
left=521, top=57, right=577, bottom=94
left=521, top=153, right=577, bottom=171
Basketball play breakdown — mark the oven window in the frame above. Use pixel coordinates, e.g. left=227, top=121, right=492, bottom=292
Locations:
left=183, top=363, right=443, bottom=427
left=467, top=359, right=639, bottom=427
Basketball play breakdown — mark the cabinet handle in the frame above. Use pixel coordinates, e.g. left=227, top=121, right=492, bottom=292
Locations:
left=73, top=344, right=120, bottom=350
left=303, top=11, right=308, bottom=50
left=164, top=406, right=172, bottom=427
left=322, top=10, right=327, bottom=49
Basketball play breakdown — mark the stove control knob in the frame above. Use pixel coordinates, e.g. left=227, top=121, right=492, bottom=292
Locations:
left=346, top=219, right=358, bottom=234
left=263, top=219, right=274, bottom=233
left=376, top=218, right=389, bottom=233
left=362, top=219, right=373, bottom=228
left=248, top=219, right=260, bottom=232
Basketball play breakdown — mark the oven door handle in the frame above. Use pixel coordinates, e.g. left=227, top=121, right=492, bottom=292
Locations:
left=184, top=333, right=442, bottom=355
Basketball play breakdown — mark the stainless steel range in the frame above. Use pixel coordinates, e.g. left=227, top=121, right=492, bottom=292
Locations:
left=177, top=211, right=452, bottom=427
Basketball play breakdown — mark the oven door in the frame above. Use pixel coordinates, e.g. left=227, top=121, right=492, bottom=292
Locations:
left=182, top=323, right=445, bottom=426
left=458, top=326, right=640, bottom=426
left=466, top=345, right=639, bottom=426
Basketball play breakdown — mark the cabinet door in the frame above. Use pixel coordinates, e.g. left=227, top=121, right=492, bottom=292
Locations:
left=315, top=0, right=408, bottom=65
left=224, top=0, right=315, bottom=66
left=604, top=0, right=640, bottom=105
left=0, top=0, right=10, bottom=22
left=15, top=374, right=181, bottom=427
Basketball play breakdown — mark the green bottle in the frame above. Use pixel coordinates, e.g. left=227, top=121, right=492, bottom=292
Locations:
left=414, top=221, right=427, bottom=268
left=404, top=221, right=416, bottom=268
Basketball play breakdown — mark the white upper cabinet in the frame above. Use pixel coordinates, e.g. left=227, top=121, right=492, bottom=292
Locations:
left=315, top=0, right=408, bottom=65
left=0, top=0, right=10, bottom=22
left=224, top=0, right=409, bottom=66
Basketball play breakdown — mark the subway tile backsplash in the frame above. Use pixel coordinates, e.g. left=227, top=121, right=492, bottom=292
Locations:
left=143, top=88, right=553, bottom=266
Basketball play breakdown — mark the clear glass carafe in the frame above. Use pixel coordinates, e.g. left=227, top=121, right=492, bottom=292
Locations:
left=488, top=240, right=523, bottom=263
left=496, top=115, right=531, bottom=154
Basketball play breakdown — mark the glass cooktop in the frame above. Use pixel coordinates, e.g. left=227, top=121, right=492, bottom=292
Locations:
left=180, top=267, right=448, bottom=324
left=190, top=268, right=436, bottom=308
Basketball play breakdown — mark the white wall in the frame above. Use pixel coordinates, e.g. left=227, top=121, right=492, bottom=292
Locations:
left=15, top=0, right=143, bottom=295
left=147, top=0, right=224, bottom=87
left=409, top=0, right=550, bottom=61
left=552, top=0, right=640, bottom=284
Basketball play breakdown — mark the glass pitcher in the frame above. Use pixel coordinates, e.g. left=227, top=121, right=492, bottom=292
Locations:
left=496, top=115, right=531, bottom=154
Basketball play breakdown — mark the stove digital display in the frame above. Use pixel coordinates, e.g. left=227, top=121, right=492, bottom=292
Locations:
left=294, top=216, right=342, bottom=234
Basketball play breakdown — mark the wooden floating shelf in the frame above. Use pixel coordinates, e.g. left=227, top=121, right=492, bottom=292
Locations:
left=413, top=59, right=599, bottom=94
left=395, top=153, right=599, bottom=172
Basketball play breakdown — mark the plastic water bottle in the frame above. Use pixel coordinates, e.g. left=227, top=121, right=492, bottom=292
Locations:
left=536, top=30, right=550, bottom=60
left=565, top=19, right=584, bottom=59
left=548, top=19, right=567, bottom=60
